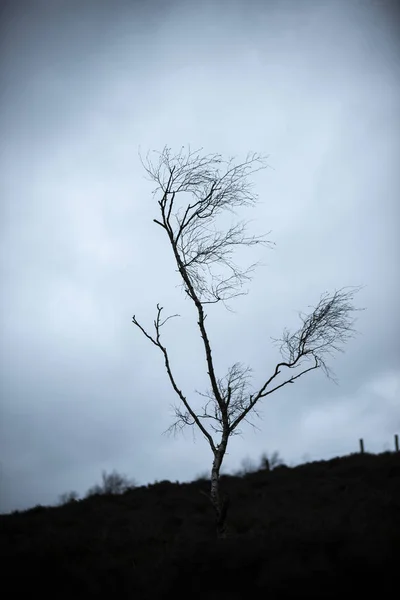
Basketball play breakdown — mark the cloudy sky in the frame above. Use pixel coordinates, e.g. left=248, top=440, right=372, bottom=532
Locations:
left=0, top=0, right=399, bottom=514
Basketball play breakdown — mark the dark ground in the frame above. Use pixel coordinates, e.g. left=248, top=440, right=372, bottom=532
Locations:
left=1, top=451, right=399, bottom=599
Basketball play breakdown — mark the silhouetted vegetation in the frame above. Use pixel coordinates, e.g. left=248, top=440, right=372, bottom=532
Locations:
left=85, top=469, right=136, bottom=498
left=133, top=145, right=363, bottom=537
left=1, top=451, right=399, bottom=599
left=58, top=490, right=79, bottom=506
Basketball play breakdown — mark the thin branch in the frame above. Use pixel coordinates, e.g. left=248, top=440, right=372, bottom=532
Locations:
left=229, top=286, right=364, bottom=433
left=132, top=304, right=217, bottom=453
left=273, top=286, right=365, bottom=380
left=140, top=146, right=274, bottom=303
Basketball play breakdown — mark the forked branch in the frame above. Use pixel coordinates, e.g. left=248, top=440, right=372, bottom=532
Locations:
left=140, top=145, right=275, bottom=304
left=132, top=305, right=217, bottom=452
left=229, top=286, right=364, bottom=433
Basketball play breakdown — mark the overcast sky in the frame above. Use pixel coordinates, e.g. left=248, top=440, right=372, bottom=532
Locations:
left=0, top=0, right=399, bottom=514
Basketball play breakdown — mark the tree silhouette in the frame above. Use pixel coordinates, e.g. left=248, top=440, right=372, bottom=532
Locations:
left=132, top=145, right=363, bottom=538
left=85, top=470, right=135, bottom=497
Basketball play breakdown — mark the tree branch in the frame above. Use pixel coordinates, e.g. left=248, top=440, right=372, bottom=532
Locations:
left=132, top=304, right=217, bottom=453
left=229, top=286, right=364, bottom=432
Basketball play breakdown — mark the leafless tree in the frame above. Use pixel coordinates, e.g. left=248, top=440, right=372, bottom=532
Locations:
left=259, top=450, right=284, bottom=471
left=85, top=470, right=135, bottom=497
left=58, top=490, right=79, bottom=505
left=132, top=145, right=363, bottom=538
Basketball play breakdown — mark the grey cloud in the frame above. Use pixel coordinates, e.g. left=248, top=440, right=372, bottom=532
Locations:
left=0, top=0, right=399, bottom=513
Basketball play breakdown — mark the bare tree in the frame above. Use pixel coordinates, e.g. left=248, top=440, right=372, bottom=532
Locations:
left=58, top=490, right=79, bottom=505
left=132, top=145, right=363, bottom=538
left=259, top=450, right=284, bottom=471
left=85, top=470, right=135, bottom=498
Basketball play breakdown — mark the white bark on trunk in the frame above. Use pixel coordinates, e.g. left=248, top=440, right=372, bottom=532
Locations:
left=210, top=438, right=229, bottom=538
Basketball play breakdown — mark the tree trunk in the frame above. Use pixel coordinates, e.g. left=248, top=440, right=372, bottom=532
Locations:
left=210, top=441, right=230, bottom=539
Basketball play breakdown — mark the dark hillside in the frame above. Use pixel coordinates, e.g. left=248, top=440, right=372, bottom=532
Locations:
left=1, top=451, right=399, bottom=598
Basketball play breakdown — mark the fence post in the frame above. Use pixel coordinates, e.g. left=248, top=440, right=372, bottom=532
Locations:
left=395, top=434, right=399, bottom=452
left=359, top=438, right=364, bottom=453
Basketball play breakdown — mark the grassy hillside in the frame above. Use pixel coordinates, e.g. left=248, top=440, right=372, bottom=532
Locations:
left=1, top=451, right=399, bottom=599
